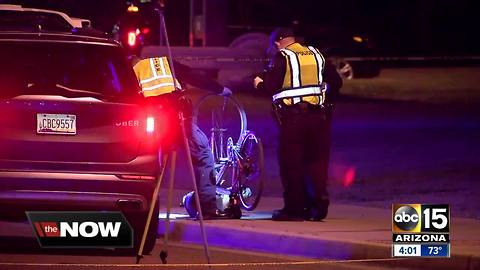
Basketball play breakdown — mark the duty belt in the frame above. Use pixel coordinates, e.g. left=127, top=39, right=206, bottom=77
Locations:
left=273, top=101, right=334, bottom=124
left=278, top=102, right=325, bottom=114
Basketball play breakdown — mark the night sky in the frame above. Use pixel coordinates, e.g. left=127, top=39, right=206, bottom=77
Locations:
left=2, top=0, right=478, bottom=55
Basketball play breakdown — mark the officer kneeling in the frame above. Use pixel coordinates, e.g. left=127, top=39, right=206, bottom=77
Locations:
left=132, top=56, right=235, bottom=219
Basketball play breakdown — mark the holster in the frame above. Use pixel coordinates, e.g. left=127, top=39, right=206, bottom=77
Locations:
left=273, top=102, right=332, bottom=124
left=272, top=103, right=283, bottom=125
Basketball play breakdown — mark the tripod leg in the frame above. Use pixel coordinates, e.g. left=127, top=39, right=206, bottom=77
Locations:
left=136, top=153, right=169, bottom=264
left=159, top=151, right=177, bottom=264
left=179, top=112, right=212, bottom=264
left=155, top=5, right=210, bottom=266
left=158, top=9, right=179, bottom=90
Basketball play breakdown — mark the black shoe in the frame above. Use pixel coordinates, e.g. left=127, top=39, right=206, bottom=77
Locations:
left=304, top=200, right=329, bottom=221
left=224, top=205, right=243, bottom=219
left=198, top=209, right=235, bottom=220
left=271, top=209, right=304, bottom=221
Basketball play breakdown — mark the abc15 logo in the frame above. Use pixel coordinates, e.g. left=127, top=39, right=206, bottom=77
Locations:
left=392, top=204, right=449, bottom=233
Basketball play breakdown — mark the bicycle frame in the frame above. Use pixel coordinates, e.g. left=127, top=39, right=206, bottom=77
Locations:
left=211, top=128, right=245, bottom=195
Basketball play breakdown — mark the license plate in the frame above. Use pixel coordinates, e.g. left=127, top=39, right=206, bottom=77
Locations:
left=37, top=114, right=76, bottom=135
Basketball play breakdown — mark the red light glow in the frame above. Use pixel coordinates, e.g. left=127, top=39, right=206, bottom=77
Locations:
left=343, top=167, right=356, bottom=187
left=146, top=117, right=155, bottom=133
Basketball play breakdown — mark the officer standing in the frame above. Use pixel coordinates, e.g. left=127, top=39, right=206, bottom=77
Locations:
left=132, top=56, right=233, bottom=219
left=254, top=28, right=342, bottom=221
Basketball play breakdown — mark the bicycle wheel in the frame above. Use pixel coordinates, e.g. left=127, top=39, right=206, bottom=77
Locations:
left=238, top=131, right=264, bottom=211
left=193, top=94, right=247, bottom=163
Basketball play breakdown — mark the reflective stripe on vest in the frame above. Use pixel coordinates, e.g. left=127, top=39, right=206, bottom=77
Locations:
left=133, top=57, right=176, bottom=97
left=273, top=83, right=328, bottom=105
left=277, top=43, right=326, bottom=105
left=307, top=46, right=326, bottom=83
left=272, top=86, right=325, bottom=101
left=281, top=49, right=301, bottom=88
left=280, top=43, right=324, bottom=90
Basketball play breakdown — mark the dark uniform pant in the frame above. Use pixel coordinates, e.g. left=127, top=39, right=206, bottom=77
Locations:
left=278, top=106, right=331, bottom=215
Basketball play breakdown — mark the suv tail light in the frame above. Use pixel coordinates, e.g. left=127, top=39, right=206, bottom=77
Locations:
left=136, top=115, right=160, bottom=155
left=139, top=109, right=173, bottom=151
left=146, top=116, right=155, bottom=133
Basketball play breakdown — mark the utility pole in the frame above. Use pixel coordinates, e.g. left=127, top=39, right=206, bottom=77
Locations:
left=189, top=0, right=207, bottom=47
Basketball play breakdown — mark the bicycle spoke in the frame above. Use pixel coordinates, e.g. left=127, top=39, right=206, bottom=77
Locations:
left=194, top=94, right=247, bottom=147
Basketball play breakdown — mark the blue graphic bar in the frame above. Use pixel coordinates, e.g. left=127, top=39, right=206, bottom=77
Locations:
left=420, top=244, right=450, bottom=257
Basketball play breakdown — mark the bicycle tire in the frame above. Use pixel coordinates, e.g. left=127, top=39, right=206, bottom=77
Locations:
left=238, top=131, right=264, bottom=211
left=193, top=94, right=247, bottom=150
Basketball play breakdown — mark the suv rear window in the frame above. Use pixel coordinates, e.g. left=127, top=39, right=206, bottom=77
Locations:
left=0, top=10, right=72, bottom=32
left=0, top=40, right=141, bottom=102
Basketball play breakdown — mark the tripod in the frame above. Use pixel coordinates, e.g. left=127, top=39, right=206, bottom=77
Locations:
left=135, top=2, right=211, bottom=265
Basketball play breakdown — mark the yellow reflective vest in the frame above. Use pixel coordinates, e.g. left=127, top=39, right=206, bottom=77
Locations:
left=274, top=43, right=326, bottom=106
left=133, top=57, right=180, bottom=97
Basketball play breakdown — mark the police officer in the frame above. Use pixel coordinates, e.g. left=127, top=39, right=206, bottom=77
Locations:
left=133, top=56, right=233, bottom=219
left=254, top=28, right=342, bottom=221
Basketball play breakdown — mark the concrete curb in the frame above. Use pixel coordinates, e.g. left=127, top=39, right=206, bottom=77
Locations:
left=159, top=219, right=389, bottom=260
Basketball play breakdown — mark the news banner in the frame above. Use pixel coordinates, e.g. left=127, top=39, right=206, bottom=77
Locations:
left=392, top=204, right=450, bottom=258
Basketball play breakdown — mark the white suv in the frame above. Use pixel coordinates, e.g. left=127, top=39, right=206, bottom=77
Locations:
left=0, top=4, right=91, bottom=30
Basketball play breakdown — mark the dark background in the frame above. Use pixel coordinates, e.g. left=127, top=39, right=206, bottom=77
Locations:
left=2, top=0, right=479, bottom=55
left=227, top=0, right=479, bottom=56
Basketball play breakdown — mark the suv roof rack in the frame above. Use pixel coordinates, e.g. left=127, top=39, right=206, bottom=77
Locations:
left=0, top=4, right=91, bottom=29
left=0, top=4, right=109, bottom=38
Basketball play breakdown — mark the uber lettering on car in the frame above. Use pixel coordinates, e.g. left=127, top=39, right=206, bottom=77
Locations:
left=0, top=4, right=160, bottom=254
